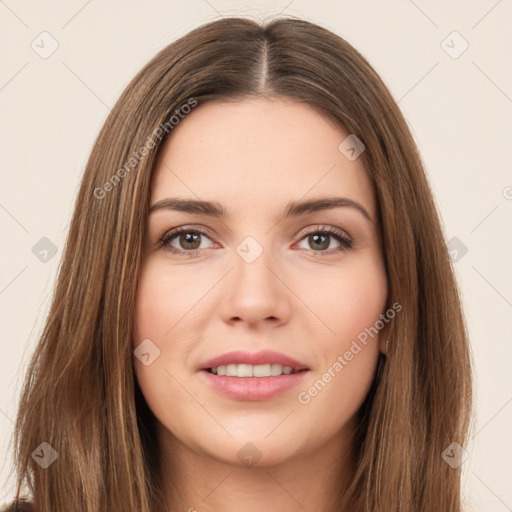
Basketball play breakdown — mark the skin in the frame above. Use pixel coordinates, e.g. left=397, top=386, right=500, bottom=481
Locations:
left=133, top=97, right=388, bottom=512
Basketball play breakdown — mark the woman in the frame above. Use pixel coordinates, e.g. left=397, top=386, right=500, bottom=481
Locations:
left=5, top=15, right=472, bottom=512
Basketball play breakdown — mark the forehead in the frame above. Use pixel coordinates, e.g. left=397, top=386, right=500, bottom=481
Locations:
left=150, top=97, right=376, bottom=219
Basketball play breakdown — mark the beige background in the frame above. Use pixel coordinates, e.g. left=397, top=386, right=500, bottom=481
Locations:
left=1, top=0, right=511, bottom=509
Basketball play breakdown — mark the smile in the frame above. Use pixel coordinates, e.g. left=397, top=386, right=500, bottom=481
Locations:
left=206, top=363, right=304, bottom=377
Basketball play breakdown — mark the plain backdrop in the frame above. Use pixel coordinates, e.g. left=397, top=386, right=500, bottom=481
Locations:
left=1, top=0, right=511, bottom=509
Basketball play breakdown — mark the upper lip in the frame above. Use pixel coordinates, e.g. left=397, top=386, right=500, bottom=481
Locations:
left=199, top=350, right=309, bottom=371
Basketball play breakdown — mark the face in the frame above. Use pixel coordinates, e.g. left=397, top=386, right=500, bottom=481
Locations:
left=133, top=97, right=388, bottom=467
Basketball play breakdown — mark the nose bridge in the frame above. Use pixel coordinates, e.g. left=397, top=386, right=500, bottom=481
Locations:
left=222, top=232, right=290, bottom=324
left=233, top=233, right=278, bottom=294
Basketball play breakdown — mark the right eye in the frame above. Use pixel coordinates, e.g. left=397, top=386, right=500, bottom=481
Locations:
left=158, top=227, right=217, bottom=256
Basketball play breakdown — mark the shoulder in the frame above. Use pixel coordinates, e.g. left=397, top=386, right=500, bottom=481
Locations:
left=0, top=501, right=33, bottom=511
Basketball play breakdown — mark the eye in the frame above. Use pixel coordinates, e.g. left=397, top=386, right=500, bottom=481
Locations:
left=158, top=227, right=215, bottom=256
left=295, top=226, right=353, bottom=255
left=157, top=225, right=353, bottom=257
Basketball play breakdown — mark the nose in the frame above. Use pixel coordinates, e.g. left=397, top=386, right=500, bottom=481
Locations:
left=220, top=243, right=292, bottom=328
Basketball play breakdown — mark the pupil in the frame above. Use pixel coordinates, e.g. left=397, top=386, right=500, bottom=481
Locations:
left=181, top=233, right=200, bottom=249
left=310, top=234, right=329, bottom=250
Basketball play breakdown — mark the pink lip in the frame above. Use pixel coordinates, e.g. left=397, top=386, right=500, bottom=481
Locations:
left=198, top=350, right=310, bottom=401
left=199, top=350, right=309, bottom=371
left=200, top=371, right=309, bottom=401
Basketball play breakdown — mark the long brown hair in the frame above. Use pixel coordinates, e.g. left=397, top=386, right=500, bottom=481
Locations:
left=8, top=16, right=472, bottom=512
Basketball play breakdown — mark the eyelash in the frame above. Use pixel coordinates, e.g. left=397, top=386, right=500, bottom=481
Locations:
left=157, top=225, right=353, bottom=257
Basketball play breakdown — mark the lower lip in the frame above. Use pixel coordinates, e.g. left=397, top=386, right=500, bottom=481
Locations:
left=200, top=370, right=309, bottom=401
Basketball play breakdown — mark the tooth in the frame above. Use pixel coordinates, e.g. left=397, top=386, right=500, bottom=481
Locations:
left=211, top=363, right=299, bottom=377
left=270, top=364, right=283, bottom=376
left=226, top=364, right=237, bottom=376
left=253, top=364, right=271, bottom=377
left=237, top=364, right=253, bottom=377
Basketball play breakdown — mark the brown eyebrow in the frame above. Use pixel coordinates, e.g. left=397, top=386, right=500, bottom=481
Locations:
left=149, top=196, right=374, bottom=224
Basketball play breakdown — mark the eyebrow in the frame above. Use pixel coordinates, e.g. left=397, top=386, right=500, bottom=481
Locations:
left=149, top=196, right=374, bottom=224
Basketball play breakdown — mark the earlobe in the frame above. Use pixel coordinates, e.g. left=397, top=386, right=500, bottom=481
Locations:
left=380, top=336, right=389, bottom=355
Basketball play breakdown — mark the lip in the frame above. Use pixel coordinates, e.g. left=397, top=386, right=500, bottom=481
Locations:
left=200, top=370, right=310, bottom=401
left=198, top=350, right=310, bottom=401
left=199, top=349, right=309, bottom=371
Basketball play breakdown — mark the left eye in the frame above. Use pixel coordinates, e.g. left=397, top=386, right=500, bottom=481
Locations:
left=296, top=230, right=352, bottom=253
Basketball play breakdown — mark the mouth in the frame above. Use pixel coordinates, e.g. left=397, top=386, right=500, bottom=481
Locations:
left=198, top=350, right=310, bottom=401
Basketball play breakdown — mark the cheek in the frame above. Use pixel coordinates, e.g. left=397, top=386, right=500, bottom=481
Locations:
left=134, top=261, right=163, bottom=343
left=132, top=259, right=216, bottom=418
left=133, top=260, right=203, bottom=344
left=294, top=257, right=387, bottom=414
left=303, top=255, right=388, bottom=345
left=132, top=263, right=191, bottom=437
left=333, top=273, right=387, bottom=340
